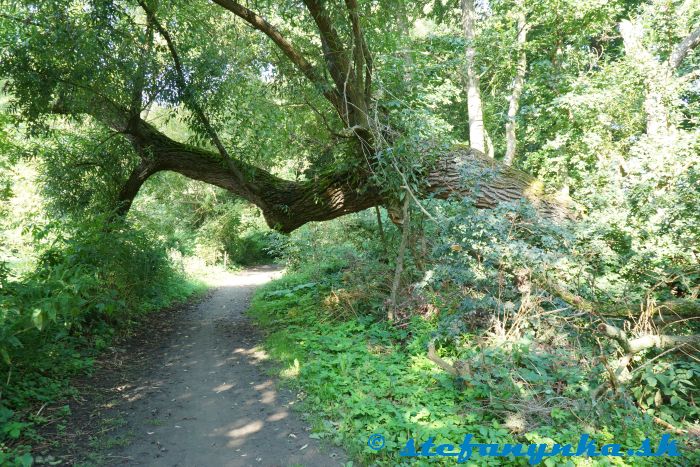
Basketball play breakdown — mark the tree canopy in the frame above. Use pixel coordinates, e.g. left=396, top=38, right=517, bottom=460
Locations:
left=1, top=2, right=700, bottom=462
left=0, top=0, right=637, bottom=230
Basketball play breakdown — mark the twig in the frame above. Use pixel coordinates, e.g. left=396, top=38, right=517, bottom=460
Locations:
left=643, top=409, right=687, bottom=435
left=36, top=403, right=48, bottom=417
left=388, top=194, right=410, bottom=320
left=391, top=160, right=441, bottom=226
left=426, top=339, right=471, bottom=380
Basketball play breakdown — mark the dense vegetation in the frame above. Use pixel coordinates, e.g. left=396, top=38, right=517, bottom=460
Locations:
left=1, top=0, right=699, bottom=464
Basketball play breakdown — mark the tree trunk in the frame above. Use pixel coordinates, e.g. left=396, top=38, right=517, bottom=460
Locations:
left=116, top=119, right=573, bottom=233
left=425, top=146, right=573, bottom=220
left=461, top=0, right=486, bottom=155
left=504, top=5, right=528, bottom=165
left=619, top=20, right=670, bottom=142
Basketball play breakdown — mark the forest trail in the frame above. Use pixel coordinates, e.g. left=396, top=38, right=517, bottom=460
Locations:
left=101, top=266, right=346, bottom=466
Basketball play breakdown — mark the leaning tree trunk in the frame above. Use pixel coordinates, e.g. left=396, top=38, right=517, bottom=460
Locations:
left=461, top=0, right=486, bottom=155
left=115, top=119, right=573, bottom=233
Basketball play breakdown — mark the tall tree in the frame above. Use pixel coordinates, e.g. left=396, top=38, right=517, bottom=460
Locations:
left=619, top=15, right=700, bottom=142
left=461, top=0, right=486, bottom=154
left=503, top=0, right=529, bottom=165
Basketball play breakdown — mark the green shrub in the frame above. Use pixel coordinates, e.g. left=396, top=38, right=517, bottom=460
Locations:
left=229, top=231, right=280, bottom=266
left=0, top=215, right=202, bottom=462
left=250, top=261, right=700, bottom=466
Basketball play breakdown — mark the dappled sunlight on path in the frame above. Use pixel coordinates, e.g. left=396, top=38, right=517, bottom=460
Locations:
left=104, top=266, right=346, bottom=466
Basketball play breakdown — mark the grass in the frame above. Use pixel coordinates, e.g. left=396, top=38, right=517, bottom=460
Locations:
left=0, top=262, right=211, bottom=466
left=248, top=263, right=698, bottom=466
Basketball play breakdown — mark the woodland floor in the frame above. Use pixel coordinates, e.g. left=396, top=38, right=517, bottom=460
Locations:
left=43, top=266, right=346, bottom=466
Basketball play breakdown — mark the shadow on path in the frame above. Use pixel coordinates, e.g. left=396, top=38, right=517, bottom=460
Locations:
left=85, top=266, right=346, bottom=467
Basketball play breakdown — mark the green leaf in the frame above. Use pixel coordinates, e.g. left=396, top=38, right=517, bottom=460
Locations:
left=31, top=308, right=45, bottom=331
left=18, top=453, right=34, bottom=467
left=0, top=347, right=10, bottom=365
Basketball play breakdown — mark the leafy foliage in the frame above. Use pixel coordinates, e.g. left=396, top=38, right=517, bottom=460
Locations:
left=1, top=0, right=699, bottom=464
left=249, top=241, right=699, bottom=465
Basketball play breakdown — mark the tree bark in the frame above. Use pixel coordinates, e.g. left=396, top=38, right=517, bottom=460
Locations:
left=504, top=5, right=528, bottom=165
left=118, top=119, right=382, bottom=233
left=113, top=118, right=572, bottom=233
left=461, top=0, right=486, bottom=155
left=425, top=146, right=573, bottom=219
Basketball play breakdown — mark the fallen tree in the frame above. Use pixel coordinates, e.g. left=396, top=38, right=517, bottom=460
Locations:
left=2, top=0, right=575, bottom=234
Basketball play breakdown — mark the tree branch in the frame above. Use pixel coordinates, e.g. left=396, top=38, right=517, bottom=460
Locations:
left=598, top=323, right=699, bottom=354
left=426, top=339, right=472, bottom=383
left=211, top=0, right=343, bottom=114
left=303, top=0, right=351, bottom=89
left=302, top=0, right=373, bottom=129
left=138, top=1, right=231, bottom=162
left=344, top=0, right=365, bottom=95
left=669, top=24, right=700, bottom=70
left=212, top=0, right=317, bottom=81
left=127, top=18, right=154, bottom=131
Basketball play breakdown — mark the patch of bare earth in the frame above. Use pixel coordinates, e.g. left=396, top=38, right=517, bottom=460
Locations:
left=41, top=266, right=346, bottom=467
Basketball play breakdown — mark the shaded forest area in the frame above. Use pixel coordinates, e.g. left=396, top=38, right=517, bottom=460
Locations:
left=1, top=0, right=699, bottom=465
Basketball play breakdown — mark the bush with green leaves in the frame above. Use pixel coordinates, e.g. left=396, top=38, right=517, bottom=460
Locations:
left=249, top=250, right=699, bottom=466
left=248, top=178, right=699, bottom=463
left=0, top=214, right=201, bottom=463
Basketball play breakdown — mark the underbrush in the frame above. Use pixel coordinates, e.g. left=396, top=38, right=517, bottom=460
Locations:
left=249, top=211, right=699, bottom=466
left=0, top=219, right=207, bottom=465
left=131, top=173, right=281, bottom=268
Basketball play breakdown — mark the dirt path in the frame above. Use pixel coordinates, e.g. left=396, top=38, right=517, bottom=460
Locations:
left=94, top=266, right=346, bottom=466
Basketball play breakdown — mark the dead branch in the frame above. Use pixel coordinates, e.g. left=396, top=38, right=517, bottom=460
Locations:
left=592, top=322, right=699, bottom=401
left=426, top=339, right=471, bottom=380
left=597, top=323, right=700, bottom=354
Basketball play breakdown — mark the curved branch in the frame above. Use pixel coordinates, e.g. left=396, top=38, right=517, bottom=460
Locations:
left=118, top=117, right=382, bottom=232
left=211, top=0, right=343, bottom=114
left=212, top=0, right=318, bottom=83
left=669, top=24, right=700, bottom=70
